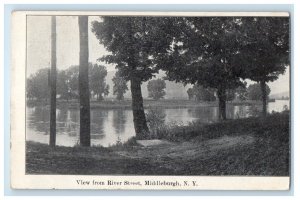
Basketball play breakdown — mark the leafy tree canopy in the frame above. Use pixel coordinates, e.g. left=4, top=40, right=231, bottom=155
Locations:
left=89, top=63, right=110, bottom=101
left=237, top=17, right=289, bottom=83
left=158, top=17, right=245, bottom=90
left=92, top=17, right=184, bottom=82
left=112, top=70, right=128, bottom=100
left=147, top=78, right=166, bottom=100
left=187, top=84, right=216, bottom=102
left=27, top=68, right=50, bottom=100
left=247, top=83, right=271, bottom=101
left=27, top=63, right=110, bottom=101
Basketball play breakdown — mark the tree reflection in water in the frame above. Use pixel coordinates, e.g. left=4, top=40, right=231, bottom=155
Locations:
left=26, top=100, right=289, bottom=146
left=112, top=109, right=127, bottom=135
left=56, top=109, right=80, bottom=137
left=187, top=107, right=218, bottom=123
left=28, top=106, right=50, bottom=134
left=90, top=109, right=108, bottom=139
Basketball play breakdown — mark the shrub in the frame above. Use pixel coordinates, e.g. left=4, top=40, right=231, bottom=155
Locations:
left=145, top=108, right=166, bottom=139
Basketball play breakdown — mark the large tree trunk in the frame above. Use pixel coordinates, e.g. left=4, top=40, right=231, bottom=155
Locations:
left=78, top=16, right=91, bottom=147
left=130, top=77, right=150, bottom=139
left=126, top=19, right=149, bottom=139
left=217, top=87, right=227, bottom=120
left=49, top=16, right=57, bottom=147
left=260, top=81, right=267, bottom=117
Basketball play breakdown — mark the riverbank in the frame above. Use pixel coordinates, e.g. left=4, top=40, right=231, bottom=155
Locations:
left=27, top=99, right=264, bottom=109
left=26, top=111, right=290, bottom=175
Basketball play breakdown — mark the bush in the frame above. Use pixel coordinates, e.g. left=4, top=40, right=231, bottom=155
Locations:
left=246, top=105, right=262, bottom=117
left=145, top=107, right=192, bottom=141
left=145, top=108, right=166, bottom=139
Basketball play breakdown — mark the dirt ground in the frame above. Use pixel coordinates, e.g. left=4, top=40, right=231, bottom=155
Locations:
left=121, top=135, right=254, bottom=160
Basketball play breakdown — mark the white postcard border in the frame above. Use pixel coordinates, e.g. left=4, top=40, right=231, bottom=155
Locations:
left=10, top=11, right=290, bottom=190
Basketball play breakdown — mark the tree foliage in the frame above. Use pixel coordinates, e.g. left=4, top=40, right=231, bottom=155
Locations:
left=160, top=18, right=244, bottom=87
left=147, top=79, right=166, bottom=100
left=57, top=70, right=71, bottom=100
left=112, top=70, right=128, bottom=100
left=247, top=83, right=271, bottom=101
left=92, top=17, right=180, bottom=82
left=157, top=17, right=289, bottom=118
left=159, top=17, right=245, bottom=119
left=27, top=64, right=110, bottom=102
left=65, top=65, right=80, bottom=98
left=89, top=64, right=109, bottom=101
left=237, top=17, right=289, bottom=116
left=187, top=85, right=216, bottom=102
left=238, top=17, right=289, bottom=83
left=26, top=68, right=49, bottom=101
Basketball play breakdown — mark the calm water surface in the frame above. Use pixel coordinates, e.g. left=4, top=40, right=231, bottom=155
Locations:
left=26, top=100, right=289, bottom=147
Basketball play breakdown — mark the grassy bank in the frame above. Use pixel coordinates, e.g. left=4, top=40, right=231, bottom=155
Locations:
left=26, top=111, right=290, bottom=175
left=27, top=99, right=263, bottom=109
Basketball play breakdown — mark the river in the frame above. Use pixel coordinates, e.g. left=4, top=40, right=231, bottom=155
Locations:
left=26, top=100, right=289, bottom=147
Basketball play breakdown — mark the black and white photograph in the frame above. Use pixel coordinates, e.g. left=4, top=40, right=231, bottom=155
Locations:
left=10, top=11, right=290, bottom=190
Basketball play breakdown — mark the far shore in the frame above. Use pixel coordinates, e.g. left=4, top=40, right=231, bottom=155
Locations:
left=25, top=98, right=273, bottom=109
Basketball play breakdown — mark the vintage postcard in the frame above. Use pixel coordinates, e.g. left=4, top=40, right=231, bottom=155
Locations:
left=11, top=11, right=291, bottom=190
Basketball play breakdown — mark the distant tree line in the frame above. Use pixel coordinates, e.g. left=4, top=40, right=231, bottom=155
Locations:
left=27, top=67, right=171, bottom=102
left=27, top=63, right=128, bottom=102
left=27, top=68, right=50, bottom=101
left=279, top=96, right=289, bottom=100
left=187, top=83, right=271, bottom=102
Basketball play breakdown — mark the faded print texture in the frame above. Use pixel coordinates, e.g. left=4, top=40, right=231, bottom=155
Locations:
left=25, top=15, right=290, bottom=176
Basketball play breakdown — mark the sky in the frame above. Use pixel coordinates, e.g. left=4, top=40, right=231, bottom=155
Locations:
left=27, top=16, right=113, bottom=74
left=26, top=16, right=290, bottom=95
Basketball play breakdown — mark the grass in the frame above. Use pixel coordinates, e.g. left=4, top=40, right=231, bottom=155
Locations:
left=156, top=110, right=289, bottom=142
left=26, top=111, right=290, bottom=176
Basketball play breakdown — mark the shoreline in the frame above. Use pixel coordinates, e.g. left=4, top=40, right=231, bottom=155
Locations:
left=26, top=99, right=269, bottom=109
left=26, top=111, right=290, bottom=175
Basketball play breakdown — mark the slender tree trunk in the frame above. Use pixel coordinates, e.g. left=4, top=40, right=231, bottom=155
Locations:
left=130, top=77, right=149, bottom=139
left=49, top=16, right=57, bottom=147
left=78, top=16, right=91, bottom=147
left=217, top=87, right=227, bottom=120
left=260, top=81, right=267, bottom=117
